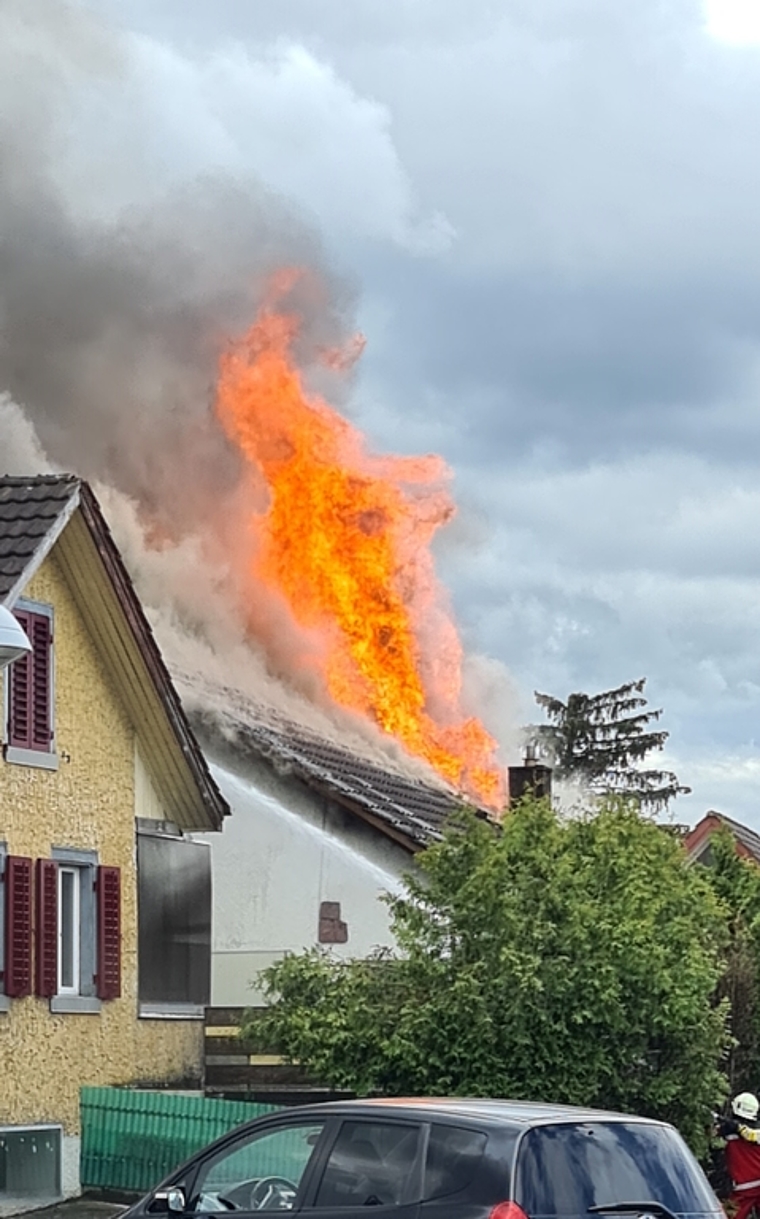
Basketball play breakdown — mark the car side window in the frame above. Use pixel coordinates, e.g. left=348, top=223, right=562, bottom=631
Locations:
left=424, top=1124, right=488, bottom=1201
left=314, top=1120, right=421, bottom=1209
left=190, top=1122, right=325, bottom=1212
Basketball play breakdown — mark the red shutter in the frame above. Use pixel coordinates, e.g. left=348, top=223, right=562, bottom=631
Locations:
left=8, top=611, right=32, bottom=750
left=4, top=856, right=33, bottom=997
left=35, top=859, right=58, bottom=998
left=30, top=615, right=52, bottom=750
left=7, top=611, right=51, bottom=753
left=96, top=866, right=121, bottom=1000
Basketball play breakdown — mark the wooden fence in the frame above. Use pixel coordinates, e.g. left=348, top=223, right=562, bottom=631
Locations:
left=203, top=1007, right=352, bottom=1105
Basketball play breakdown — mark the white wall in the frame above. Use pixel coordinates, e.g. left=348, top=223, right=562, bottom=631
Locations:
left=199, top=764, right=410, bottom=1006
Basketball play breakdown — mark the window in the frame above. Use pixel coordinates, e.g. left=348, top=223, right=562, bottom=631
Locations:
left=41, top=852, right=121, bottom=1013
left=57, top=867, right=80, bottom=994
left=516, top=1122, right=719, bottom=1219
left=314, top=1120, right=421, bottom=1209
left=423, top=1124, right=487, bottom=1201
left=0, top=850, right=119, bottom=1011
left=4, top=601, right=57, bottom=770
left=137, top=829, right=210, bottom=1017
left=190, top=1122, right=325, bottom=1213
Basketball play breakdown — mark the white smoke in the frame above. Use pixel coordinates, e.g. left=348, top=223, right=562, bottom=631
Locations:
left=0, top=395, right=53, bottom=475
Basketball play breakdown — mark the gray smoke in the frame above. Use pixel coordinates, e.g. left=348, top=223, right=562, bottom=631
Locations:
left=0, top=0, right=355, bottom=538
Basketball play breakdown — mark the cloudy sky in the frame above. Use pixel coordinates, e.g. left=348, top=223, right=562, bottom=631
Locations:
left=7, top=0, right=760, bottom=823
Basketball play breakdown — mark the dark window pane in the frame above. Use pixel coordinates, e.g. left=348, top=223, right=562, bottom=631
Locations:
left=424, top=1124, right=487, bottom=1200
left=518, top=1122, right=719, bottom=1218
left=316, top=1120, right=420, bottom=1209
left=137, top=834, right=211, bottom=1005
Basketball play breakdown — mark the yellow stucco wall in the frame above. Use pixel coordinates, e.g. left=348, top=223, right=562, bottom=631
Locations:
left=0, top=554, right=202, bottom=1134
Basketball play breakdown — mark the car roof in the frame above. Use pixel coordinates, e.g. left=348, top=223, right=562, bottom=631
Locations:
left=265, top=1097, right=669, bottom=1129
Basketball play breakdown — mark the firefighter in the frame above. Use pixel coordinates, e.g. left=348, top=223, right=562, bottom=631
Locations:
left=718, top=1093, right=760, bottom=1219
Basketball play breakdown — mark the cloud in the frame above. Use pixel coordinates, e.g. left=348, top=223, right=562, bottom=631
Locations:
left=436, top=450, right=760, bottom=821
left=68, top=13, right=453, bottom=254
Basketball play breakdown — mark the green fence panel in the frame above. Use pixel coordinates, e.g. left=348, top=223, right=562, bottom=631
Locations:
left=80, top=1088, right=278, bottom=1193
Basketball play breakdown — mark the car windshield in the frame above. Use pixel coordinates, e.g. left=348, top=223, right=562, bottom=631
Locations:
left=517, top=1122, right=719, bottom=1218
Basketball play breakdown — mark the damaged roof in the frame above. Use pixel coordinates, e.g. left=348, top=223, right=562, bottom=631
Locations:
left=0, top=474, right=229, bottom=831
left=184, top=677, right=491, bottom=852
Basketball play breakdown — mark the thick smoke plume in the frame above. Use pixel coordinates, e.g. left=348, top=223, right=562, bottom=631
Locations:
left=0, top=0, right=516, bottom=785
left=0, top=1, right=352, bottom=532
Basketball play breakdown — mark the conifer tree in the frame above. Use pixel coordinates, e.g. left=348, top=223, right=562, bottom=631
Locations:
left=533, top=677, right=689, bottom=812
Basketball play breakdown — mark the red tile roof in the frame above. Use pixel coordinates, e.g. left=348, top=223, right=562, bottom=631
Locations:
left=684, top=810, right=760, bottom=865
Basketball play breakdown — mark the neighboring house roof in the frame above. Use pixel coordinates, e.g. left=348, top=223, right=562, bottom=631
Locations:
left=0, top=475, right=228, bottom=831
left=183, top=675, right=490, bottom=853
left=684, top=810, right=760, bottom=866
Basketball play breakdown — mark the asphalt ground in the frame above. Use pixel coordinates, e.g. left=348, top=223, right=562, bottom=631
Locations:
left=7, top=1200, right=128, bottom=1219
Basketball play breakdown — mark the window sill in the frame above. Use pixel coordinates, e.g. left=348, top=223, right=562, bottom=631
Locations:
left=139, top=1002, right=204, bottom=1020
left=4, top=747, right=59, bottom=771
left=50, top=995, right=102, bottom=1015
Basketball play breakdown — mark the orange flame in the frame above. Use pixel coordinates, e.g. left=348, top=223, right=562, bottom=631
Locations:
left=214, top=273, right=505, bottom=809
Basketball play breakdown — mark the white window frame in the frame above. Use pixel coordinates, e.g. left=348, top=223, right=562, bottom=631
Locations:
left=57, top=866, right=81, bottom=996
left=3, top=598, right=58, bottom=771
left=49, top=847, right=100, bottom=1015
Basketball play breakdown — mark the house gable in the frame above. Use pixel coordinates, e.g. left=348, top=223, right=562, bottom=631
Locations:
left=684, top=810, right=760, bottom=866
left=0, top=475, right=228, bottom=832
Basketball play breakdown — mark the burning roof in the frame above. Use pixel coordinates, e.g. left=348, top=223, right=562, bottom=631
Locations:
left=179, top=672, right=492, bottom=852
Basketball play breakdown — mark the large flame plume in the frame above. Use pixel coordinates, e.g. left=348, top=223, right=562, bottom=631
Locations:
left=214, top=273, right=505, bottom=809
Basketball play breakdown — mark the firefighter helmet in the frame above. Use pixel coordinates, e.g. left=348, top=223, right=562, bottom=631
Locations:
left=732, top=1093, right=760, bottom=1121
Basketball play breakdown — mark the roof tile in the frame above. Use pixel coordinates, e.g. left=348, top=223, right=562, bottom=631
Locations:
left=0, top=474, right=80, bottom=600
left=184, top=675, right=490, bottom=849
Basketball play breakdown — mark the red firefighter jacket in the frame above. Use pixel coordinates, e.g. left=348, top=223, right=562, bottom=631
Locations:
left=726, top=1125, right=760, bottom=1192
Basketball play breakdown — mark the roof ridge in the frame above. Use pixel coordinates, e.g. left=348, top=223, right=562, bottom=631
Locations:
left=0, top=473, right=79, bottom=482
left=708, top=810, right=760, bottom=837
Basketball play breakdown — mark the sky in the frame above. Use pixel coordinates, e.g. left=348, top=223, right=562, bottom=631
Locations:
left=5, top=0, right=760, bottom=824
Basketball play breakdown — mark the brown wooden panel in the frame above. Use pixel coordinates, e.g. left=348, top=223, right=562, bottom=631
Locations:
left=205, top=1006, right=249, bottom=1025
left=205, top=1063, right=310, bottom=1087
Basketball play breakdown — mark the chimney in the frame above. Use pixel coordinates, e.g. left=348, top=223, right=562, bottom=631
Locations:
left=508, top=741, right=552, bottom=804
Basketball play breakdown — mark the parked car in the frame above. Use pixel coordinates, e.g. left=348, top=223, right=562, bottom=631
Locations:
left=122, top=1097, right=723, bottom=1218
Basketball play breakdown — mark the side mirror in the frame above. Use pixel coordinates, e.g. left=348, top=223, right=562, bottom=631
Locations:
left=151, top=1188, right=186, bottom=1214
